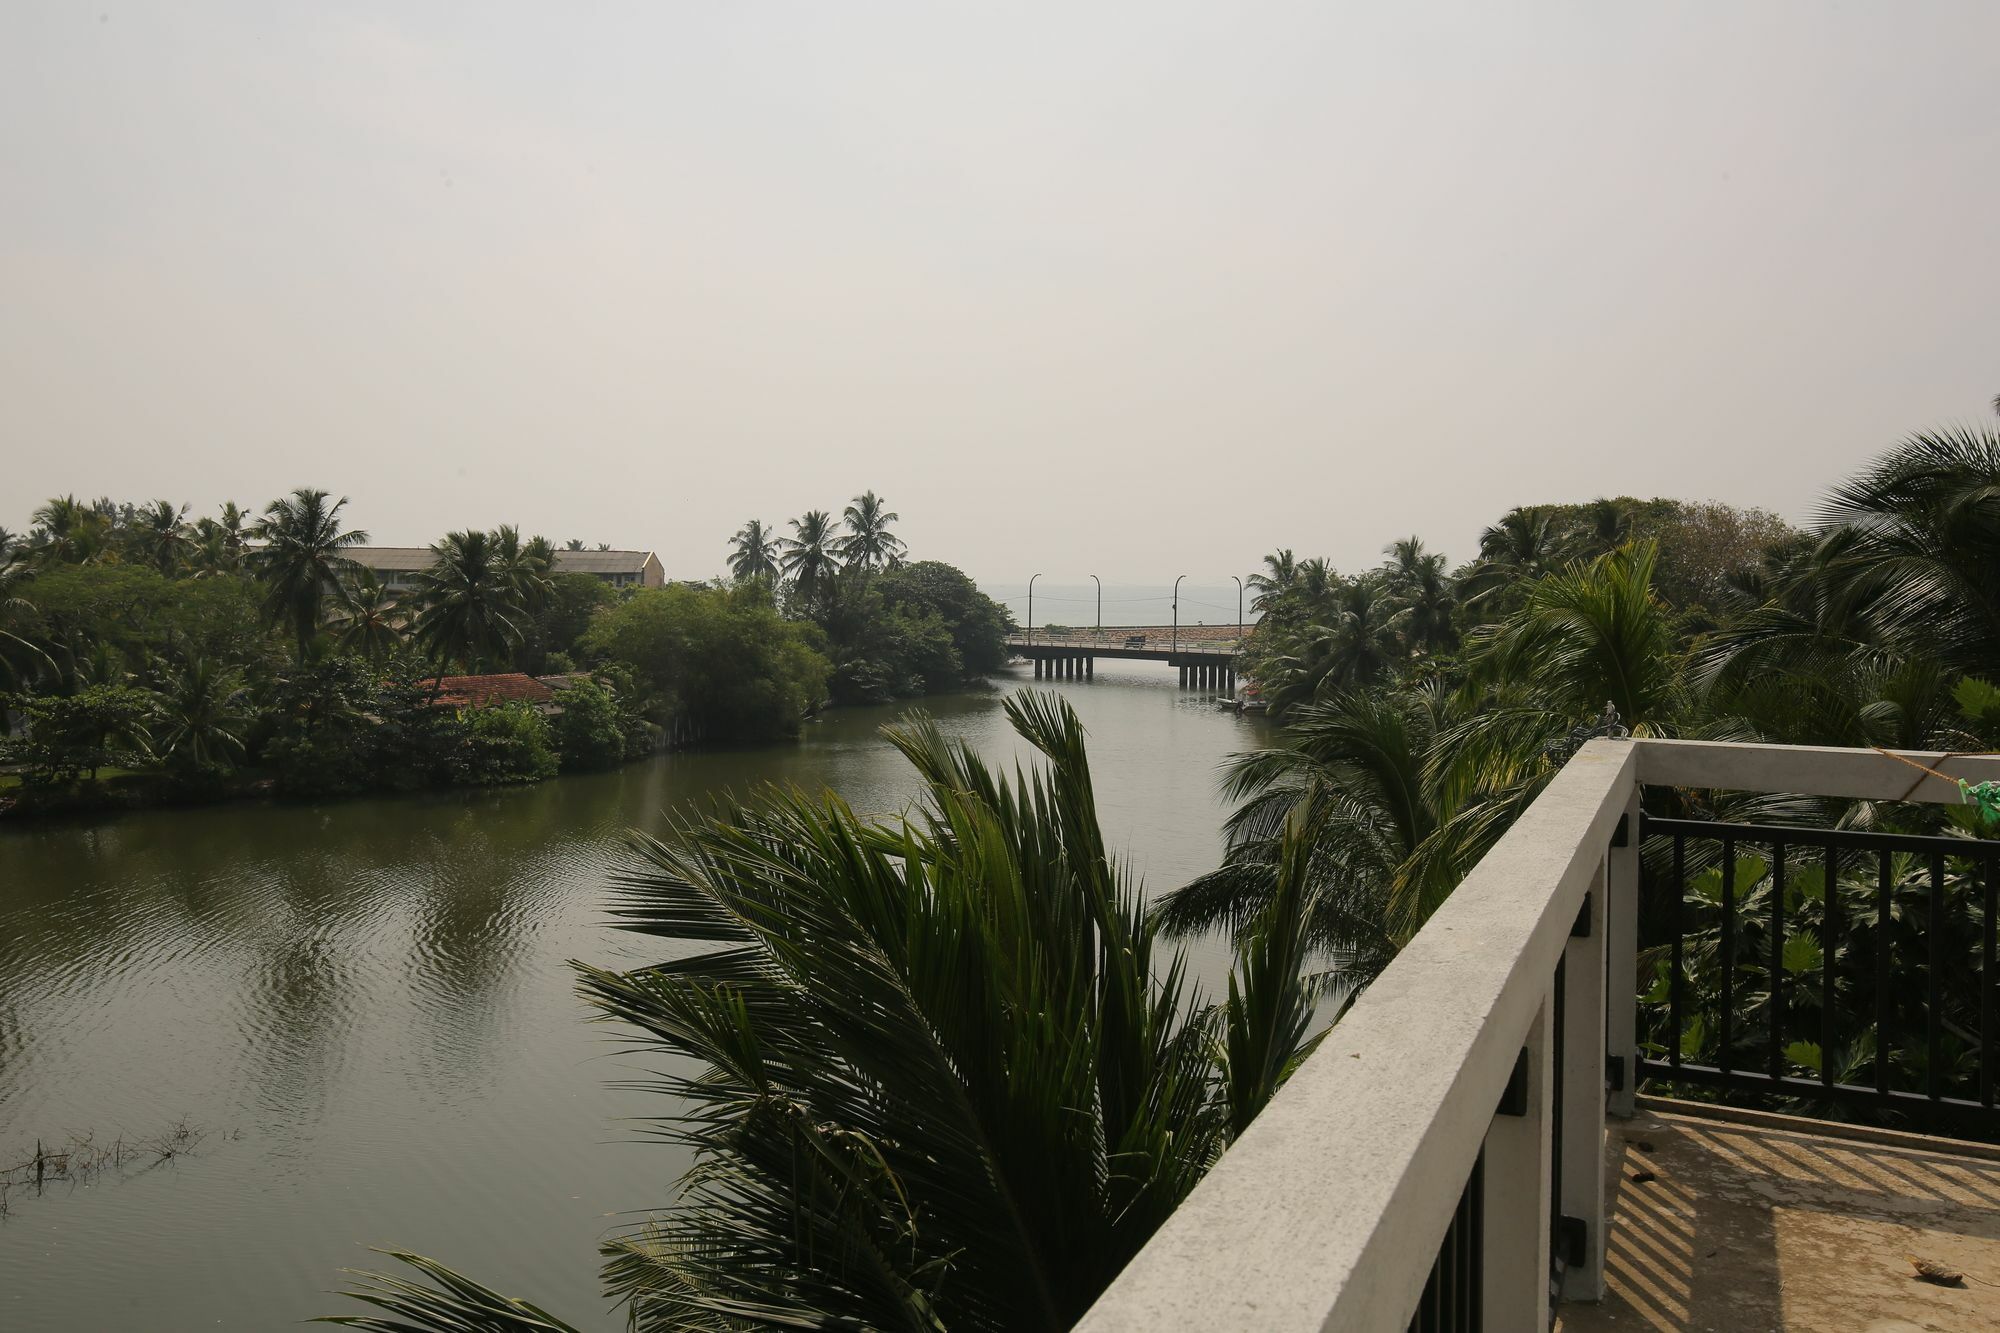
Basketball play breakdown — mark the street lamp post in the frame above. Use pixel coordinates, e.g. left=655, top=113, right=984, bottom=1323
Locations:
left=1172, top=574, right=1187, bottom=653
left=1231, top=575, right=1243, bottom=642
left=1089, top=574, right=1101, bottom=638
left=1026, top=573, right=1042, bottom=646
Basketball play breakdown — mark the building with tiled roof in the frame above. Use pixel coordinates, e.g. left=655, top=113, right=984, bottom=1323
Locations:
left=344, top=547, right=664, bottom=591
left=423, top=673, right=558, bottom=711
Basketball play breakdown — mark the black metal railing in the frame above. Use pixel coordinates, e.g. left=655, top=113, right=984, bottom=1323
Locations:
left=1638, top=814, right=1998, bottom=1138
left=1407, top=1147, right=1484, bottom=1333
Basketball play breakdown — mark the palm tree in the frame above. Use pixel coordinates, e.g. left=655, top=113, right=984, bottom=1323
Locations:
left=30, top=494, right=111, bottom=564
left=1265, top=575, right=1402, bottom=709
left=1460, top=507, right=1565, bottom=608
left=726, top=518, right=781, bottom=584
left=0, top=550, right=53, bottom=691
left=1155, top=686, right=1449, bottom=984
left=1572, top=497, right=1635, bottom=557
left=1383, top=538, right=1457, bottom=656
left=327, top=694, right=1323, bottom=1331
left=780, top=509, right=839, bottom=604
left=133, top=500, right=192, bottom=575
left=330, top=570, right=405, bottom=666
left=190, top=501, right=251, bottom=577
left=411, top=530, right=526, bottom=676
left=1805, top=425, right=2000, bottom=676
left=151, top=654, right=250, bottom=770
left=835, top=490, right=906, bottom=572
left=248, top=488, right=369, bottom=657
left=491, top=526, right=555, bottom=617
left=1247, top=548, right=1299, bottom=614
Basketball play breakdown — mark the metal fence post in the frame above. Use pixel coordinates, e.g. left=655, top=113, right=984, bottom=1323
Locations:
left=1483, top=997, right=1552, bottom=1329
left=1606, top=786, right=1642, bottom=1120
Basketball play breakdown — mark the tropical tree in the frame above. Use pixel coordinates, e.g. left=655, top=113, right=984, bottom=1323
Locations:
left=1794, top=426, right=1999, bottom=675
left=191, top=501, right=251, bottom=576
left=9, top=683, right=155, bottom=783
left=0, top=550, right=53, bottom=690
left=30, top=494, right=112, bottom=564
left=1382, top=537, right=1457, bottom=656
left=411, top=530, right=526, bottom=676
left=836, top=489, right=907, bottom=572
left=131, top=500, right=192, bottom=575
left=492, top=526, right=556, bottom=617
left=726, top=518, right=781, bottom=584
left=779, top=509, right=839, bottom=605
left=1247, top=548, right=1298, bottom=613
left=248, top=488, right=368, bottom=657
left=329, top=569, right=406, bottom=666
left=1572, top=497, right=1635, bottom=557
left=1155, top=686, right=1450, bottom=983
left=1262, top=574, right=1402, bottom=709
left=327, top=694, right=1324, bottom=1331
left=150, top=653, right=250, bottom=771
left=1460, top=506, right=1565, bottom=609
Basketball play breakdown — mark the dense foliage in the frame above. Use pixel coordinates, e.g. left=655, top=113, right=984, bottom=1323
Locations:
left=579, top=582, right=829, bottom=744
left=1, top=488, right=1009, bottom=816
left=1164, top=423, right=2000, bottom=1132
left=729, top=495, right=1014, bottom=705
left=327, top=694, right=1324, bottom=1331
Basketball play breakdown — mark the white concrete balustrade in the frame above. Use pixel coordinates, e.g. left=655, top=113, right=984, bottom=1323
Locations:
left=1074, top=739, right=2000, bottom=1333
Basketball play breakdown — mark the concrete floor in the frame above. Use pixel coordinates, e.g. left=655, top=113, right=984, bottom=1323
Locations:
left=1558, top=1102, right=2000, bottom=1333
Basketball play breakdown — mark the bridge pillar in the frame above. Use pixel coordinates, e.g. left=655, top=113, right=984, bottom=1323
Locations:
left=1067, top=654, right=1077, bottom=680
left=1034, top=656, right=1044, bottom=679
left=1068, top=654, right=1079, bottom=679
left=1179, top=664, right=1189, bottom=689
left=1085, top=656, right=1094, bottom=681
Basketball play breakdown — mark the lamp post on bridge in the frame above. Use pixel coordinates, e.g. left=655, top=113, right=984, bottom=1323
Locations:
left=1230, top=575, right=1243, bottom=644
left=1027, top=573, right=1041, bottom=646
left=1172, top=574, right=1187, bottom=653
left=1089, top=574, right=1101, bottom=638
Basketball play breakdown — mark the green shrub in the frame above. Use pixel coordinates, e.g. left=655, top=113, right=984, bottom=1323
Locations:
left=462, top=703, right=558, bottom=784
left=552, top=679, right=626, bottom=771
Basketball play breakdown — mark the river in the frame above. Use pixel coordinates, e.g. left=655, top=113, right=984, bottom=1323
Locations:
left=0, top=661, right=1266, bottom=1331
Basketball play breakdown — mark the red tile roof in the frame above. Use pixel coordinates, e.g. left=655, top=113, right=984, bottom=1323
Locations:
left=423, top=673, right=557, bottom=709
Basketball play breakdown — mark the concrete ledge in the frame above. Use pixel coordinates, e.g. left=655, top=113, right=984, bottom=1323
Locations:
left=1074, top=740, right=1636, bottom=1332
left=1634, top=738, right=2000, bottom=805
left=1636, top=1094, right=2000, bottom=1163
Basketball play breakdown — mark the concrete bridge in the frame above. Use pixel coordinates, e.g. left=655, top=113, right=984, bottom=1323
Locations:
left=1006, top=633, right=1239, bottom=691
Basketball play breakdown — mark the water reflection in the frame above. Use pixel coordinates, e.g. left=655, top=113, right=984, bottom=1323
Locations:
left=0, top=666, right=1265, bottom=1329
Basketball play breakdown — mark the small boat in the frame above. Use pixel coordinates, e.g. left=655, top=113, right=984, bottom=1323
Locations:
left=1220, top=680, right=1270, bottom=715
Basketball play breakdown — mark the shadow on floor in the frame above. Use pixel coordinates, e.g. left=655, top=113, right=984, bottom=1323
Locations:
left=1559, top=1106, right=2000, bottom=1332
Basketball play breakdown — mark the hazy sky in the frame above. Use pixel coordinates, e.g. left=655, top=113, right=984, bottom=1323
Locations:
left=5, top=3, right=1996, bottom=581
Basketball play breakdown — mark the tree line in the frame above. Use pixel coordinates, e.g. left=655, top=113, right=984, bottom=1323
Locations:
left=0, top=487, right=1007, bottom=815
left=1161, top=423, right=2000, bottom=1128
left=725, top=490, right=1014, bottom=704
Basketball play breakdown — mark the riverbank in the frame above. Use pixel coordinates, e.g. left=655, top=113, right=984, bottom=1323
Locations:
left=0, top=680, right=998, bottom=825
left=0, top=667, right=1261, bottom=1330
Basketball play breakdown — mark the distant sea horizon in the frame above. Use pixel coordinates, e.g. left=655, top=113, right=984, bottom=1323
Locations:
left=978, top=581, right=1262, bottom=630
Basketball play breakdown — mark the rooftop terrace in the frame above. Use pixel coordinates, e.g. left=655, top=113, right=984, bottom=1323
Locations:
left=1075, top=738, right=2000, bottom=1332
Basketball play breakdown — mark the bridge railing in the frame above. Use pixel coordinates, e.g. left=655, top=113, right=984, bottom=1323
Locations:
left=1006, top=630, right=1243, bottom=653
